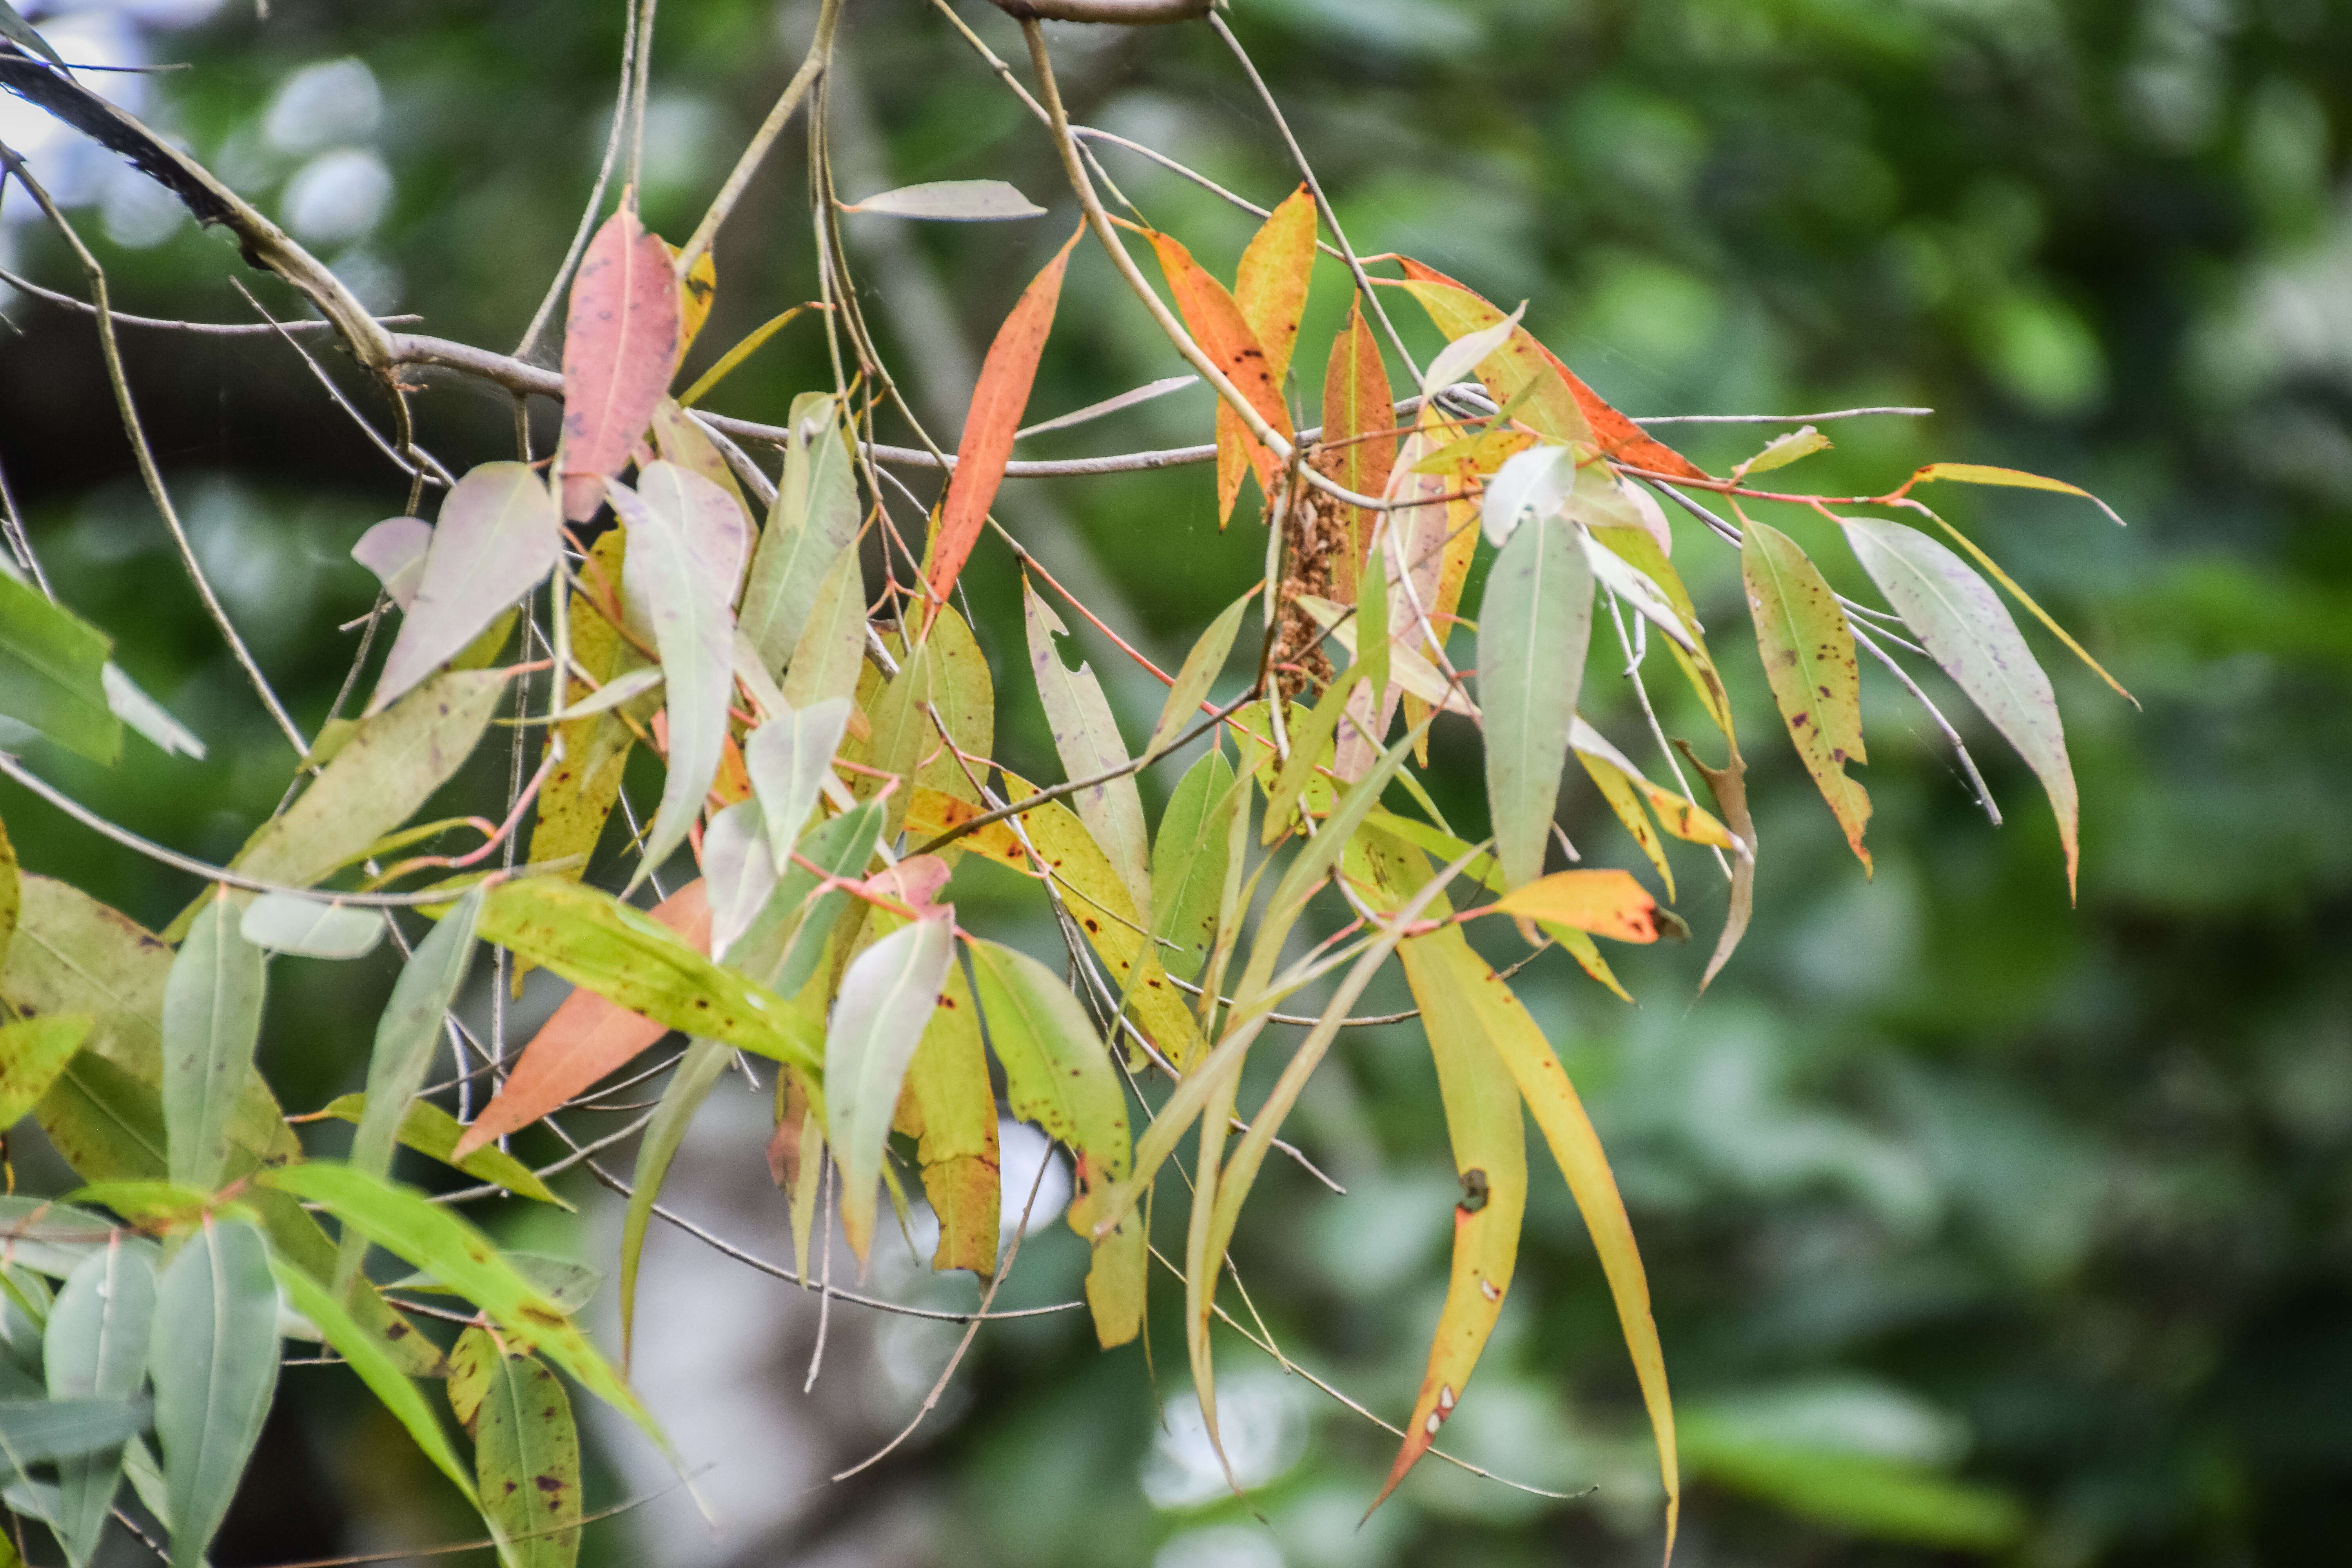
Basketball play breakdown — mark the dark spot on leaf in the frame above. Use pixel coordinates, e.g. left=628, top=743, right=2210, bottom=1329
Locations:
left=535, top=1475, right=566, bottom=1493
left=1457, top=1168, right=1489, bottom=1213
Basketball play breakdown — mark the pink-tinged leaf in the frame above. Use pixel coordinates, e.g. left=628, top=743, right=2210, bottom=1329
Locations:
left=928, top=229, right=1082, bottom=613
left=1392, top=258, right=1711, bottom=482
left=1841, top=516, right=2080, bottom=897
left=701, top=802, right=776, bottom=965
left=1743, top=519, right=1872, bottom=869
left=559, top=202, right=681, bottom=523
left=366, top=463, right=560, bottom=715
left=1218, top=186, right=1318, bottom=524
left=1315, top=298, right=1399, bottom=598
left=861, top=854, right=951, bottom=916
left=608, top=463, right=744, bottom=892
left=454, top=881, right=710, bottom=1158
left=1908, top=462, right=2127, bottom=527
left=350, top=517, right=432, bottom=610
left=1152, top=230, right=1294, bottom=512
left=1489, top=869, right=1659, bottom=943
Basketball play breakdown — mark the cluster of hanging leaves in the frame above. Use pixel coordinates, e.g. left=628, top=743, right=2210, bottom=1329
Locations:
left=0, top=59, right=2134, bottom=1558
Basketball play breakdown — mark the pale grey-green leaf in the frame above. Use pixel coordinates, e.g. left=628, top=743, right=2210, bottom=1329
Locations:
left=151, top=1218, right=278, bottom=1568
left=1479, top=511, right=1593, bottom=889
left=161, top=898, right=265, bottom=1194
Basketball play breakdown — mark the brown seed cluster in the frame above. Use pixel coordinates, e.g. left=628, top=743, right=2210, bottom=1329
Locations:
left=1271, top=483, right=1342, bottom=701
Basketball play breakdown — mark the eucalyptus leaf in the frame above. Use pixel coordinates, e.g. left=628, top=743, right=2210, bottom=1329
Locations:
left=160, top=896, right=266, bottom=1194
left=151, top=1218, right=278, bottom=1568
left=825, top=916, right=956, bottom=1265
left=236, top=896, right=384, bottom=960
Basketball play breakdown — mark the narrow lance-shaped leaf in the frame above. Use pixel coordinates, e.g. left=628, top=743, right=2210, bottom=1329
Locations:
left=1218, top=186, right=1317, bottom=523
left=258, top=1163, right=663, bottom=1447
left=0, top=813, right=16, bottom=976
left=700, top=802, right=775, bottom=965
left=0, top=570, right=119, bottom=765
left=269, top=1259, right=476, bottom=1510
left=1143, top=586, right=1252, bottom=763
left=309, top=1096, right=568, bottom=1208
left=1151, top=230, right=1294, bottom=507
left=1841, top=516, right=2080, bottom=896
left=151, top=1218, right=279, bottom=1568
left=609, top=465, right=745, bottom=891
left=742, top=394, right=862, bottom=675
left=841, top=180, right=1045, bottom=220
left=161, top=894, right=265, bottom=1194
left=927, top=229, right=1083, bottom=611
left=1489, top=870, right=1660, bottom=943
left=237, top=896, right=384, bottom=960
left=1743, top=519, right=1871, bottom=869
left=965, top=939, right=1141, bottom=1348
left=529, top=530, right=635, bottom=888
left=341, top=887, right=484, bottom=1285
left=1150, top=751, right=1234, bottom=983
left=825, top=916, right=956, bottom=1267
left=367, top=463, right=561, bottom=715
left=559, top=200, right=682, bottom=523
left=1445, top=945, right=1681, bottom=1554
left=779, top=543, right=866, bottom=712
left=103, top=662, right=206, bottom=760
left=475, top=1350, right=581, bottom=1568
left=1907, top=462, right=2127, bottom=527
left=45, top=1238, right=158, bottom=1568
left=1314, top=298, right=1399, bottom=599
left=1371, top=924, right=1527, bottom=1514
left=893, top=964, right=1000, bottom=1277
left=619, top=1038, right=731, bottom=1363
left=1479, top=509, right=1593, bottom=889
left=1024, top=583, right=1152, bottom=922
left=744, top=698, right=853, bottom=862
left=456, top=881, right=712, bottom=1156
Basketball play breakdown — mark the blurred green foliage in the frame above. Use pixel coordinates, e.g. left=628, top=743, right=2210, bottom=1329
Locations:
left=2, top=0, right=2348, bottom=1564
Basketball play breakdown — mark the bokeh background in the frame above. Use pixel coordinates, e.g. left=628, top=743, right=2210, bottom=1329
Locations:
left=4, top=0, right=2350, bottom=1565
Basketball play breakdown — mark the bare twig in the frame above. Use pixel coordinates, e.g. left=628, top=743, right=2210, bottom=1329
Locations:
left=513, top=0, right=640, bottom=359
left=675, top=0, right=845, bottom=278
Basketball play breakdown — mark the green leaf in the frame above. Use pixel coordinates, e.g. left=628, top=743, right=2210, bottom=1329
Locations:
left=367, top=463, right=561, bottom=715
left=235, top=895, right=384, bottom=960
left=742, top=397, right=861, bottom=676
left=151, top=1218, right=278, bottom=1568
left=0, top=1198, right=113, bottom=1281
left=1477, top=508, right=1592, bottom=889
left=269, top=1258, right=477, bottom=1510
left=1733, top=424, right=1830, bottom=479
left=842, top=179, right=1046, bottom=220
left=528, top=529, right=636, bottom=889
left=726, top=800, right=884, bottom=1000
left=1262, top=664, right=1363, bottom=846
left=1841, top=516, right=2079, bottom=895
left=475, top=1351, right=581, bottom=1568
left=895, top=965, right=999, bottom=1276
left=1681, top=1416, right=2025, bottom=1550
left=308, top=1095, right=569, bottom=1208
left=446, top=1325, right=495, bottom=1435
left=1144, top=588, right=1251, bottom=762
left=256, top=1164, right=661, bottom=1447
left=101, top=663, right=205, bottom=760
left=826, top=916, right=956, bottom=1266
left=0, top=571, right=119, bottom=764
left=608, top=465, right=748, bottom=892
left=963, top=938, right=1140, bottom=1348
left=44, top=1240, right=158, bottom=1568
left=1907, top=461, right=2126, bottom=527
left=1742, top=519, right=1871, bottom=869
left=778, top=544, right=867, bottom=712
left=219, top=669, right=510, bottom=912
left=0, top=813, right=16, bottom=977
left=344, top=888, right=486, bottom=1286
left=474, top=878, right=821, bottom=1074
left=0, top=1399, right=150, bottom=1476
left=1025, top=583, right=1152, bottom=921
left=35, top=1055, right=169, bottom=1186
left=0, top=3, right=70, bottom=70
left=618, top=1038, right=730, bottom=1363
left=1149, top=751, right=1234, bottom=982
left=744, top=698, right=853, bottom=862
left=0, top=1015, right=92, bottom=1132
left=161, top=895, right=266, bottom=1194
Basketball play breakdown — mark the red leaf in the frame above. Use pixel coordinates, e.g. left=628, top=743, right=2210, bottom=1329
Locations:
left=1313, top=297, right=1397, bottom=599
left=1151, top=230, right=1294, bottom=512
left=559, top=202, right=683, bottom=523
left=1394, top=258, right=1710, bottom=483
left=927, top=228, right=1084, bottom=615
left=1218, top=187, right=1318, bottom=524
left=452, top=880, right=710, bottom=1156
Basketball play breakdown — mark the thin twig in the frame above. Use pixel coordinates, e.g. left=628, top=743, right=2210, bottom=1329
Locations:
left=674, top=0, right=844, bottom=278
left=0, top=265, right=420, bottom=336
left=513, top=0, right=639, bottom=359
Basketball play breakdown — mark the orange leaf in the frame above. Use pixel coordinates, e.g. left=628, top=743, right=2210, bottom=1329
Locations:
left=1217, top=187, right=1318, bottom=524
left=1489, top=869, right=1659, bottom=943
left=1315, top=297, right=1398, bottom=599
left=560, top=200, right=683, bottom=522
left=1151, top=230, right=1294, bottom=512
left=926, top=227, right=1083, bottom=614
left=453, top=880, right=710, bottom=1156
left=1392, top=258, right=1710, bottom=483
